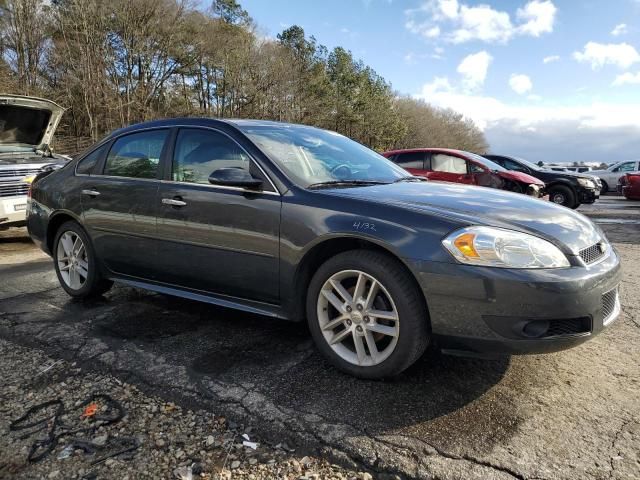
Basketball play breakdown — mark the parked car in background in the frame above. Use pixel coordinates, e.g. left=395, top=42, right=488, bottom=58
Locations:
left=27, top=118, right=621, bottom=379
left=620, top=173, right=640, bottom=200
left=485, top=154, right=600, bottom=209
left=382, top=148, right=546, bottom=198
left=590, top=160, right=640, bottom=194
left=0, top=95, right=68, bottom=229
left=563, top=166, right=593, bottom=173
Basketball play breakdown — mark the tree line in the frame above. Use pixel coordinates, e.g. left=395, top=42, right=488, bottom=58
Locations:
left=0, top=0, right=488, bottom=154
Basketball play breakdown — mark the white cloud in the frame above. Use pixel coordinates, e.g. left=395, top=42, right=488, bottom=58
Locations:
left=543, top=55, right=560, bottom=63
left=574, top=42, right=640, bottom=69
left=405, top=0, right=557, bottom=44
left=509, top=74, right=533, bottom=94
left=457, top=51, right=492, bottom=89
left=516, top=0, right=557, bottom=36
left=611, top=23, right=628, bottom=36
left=612, top=71, right=640, bottom=86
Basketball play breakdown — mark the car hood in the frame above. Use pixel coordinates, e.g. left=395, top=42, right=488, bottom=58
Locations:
left=497, top=170, right=544, bottom=185
left=540, top=169, right=597, bottom=181
left=0, top=95, right=64, bottom=150
left=322, top=182, right=603, bottom=253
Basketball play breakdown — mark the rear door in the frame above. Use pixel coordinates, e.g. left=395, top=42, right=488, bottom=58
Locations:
left=154, top=127, right=281, bottom=304
left=393, top=151, right=427, bottom=177
left=429, top=152, right=474, bottom=184
left=80, top=129, right=169, bottom=279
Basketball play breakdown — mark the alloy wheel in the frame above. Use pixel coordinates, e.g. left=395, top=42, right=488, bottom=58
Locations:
left=56, top=231, right=88, bottom=290
left=552, top=193, right=565, bottom=204
left=316, top=270, right=400, bottom=367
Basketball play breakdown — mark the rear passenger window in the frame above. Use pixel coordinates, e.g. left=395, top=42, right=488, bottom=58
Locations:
left=431, top=154, right=467, bottom=174
left=394, top=152, right=424, bottom=169
left=104, top=130, right=168, bottom=179
left=76, top=144, right=107, bottom=175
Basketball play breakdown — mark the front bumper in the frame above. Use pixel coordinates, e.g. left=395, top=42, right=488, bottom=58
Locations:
left=407, top=247, right=622, bottom=355
left=579, top=187, right=598, bottom=204
left=0, top=195, right=28, bottom=228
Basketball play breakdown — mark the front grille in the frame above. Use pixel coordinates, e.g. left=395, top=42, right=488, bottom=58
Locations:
left=0, top=183, right=29, bottom=197
left=544, top=317, right=591, bottom=338
left=602, top=287, right=619, bottom=325
left=579, top=242, right=606, bottom=265
left=0, top=168, right=40, bottom=178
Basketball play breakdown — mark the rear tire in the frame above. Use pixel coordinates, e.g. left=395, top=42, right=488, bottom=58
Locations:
left=549, top=185, right=576, bottom=208
left=53, top=220, right=113, bottom=298
left=600, top=180, right=609, bottom=195
left=306, top=250, right=429, bottom=379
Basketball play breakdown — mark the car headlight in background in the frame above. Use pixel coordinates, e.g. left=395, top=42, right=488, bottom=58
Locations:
left=577, top=178, right=595, bottom=188
left=442, top=226, right=570, bottom=268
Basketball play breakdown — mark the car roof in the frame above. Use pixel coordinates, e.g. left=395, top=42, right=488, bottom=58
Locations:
left=104, top=117, right=320, bottom=140
left=383, top=147, right=472, bottom=157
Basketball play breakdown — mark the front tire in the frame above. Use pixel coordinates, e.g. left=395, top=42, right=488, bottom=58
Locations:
left=53, top=220, right=113, bottom=298
left=306, top=250, right=429, bottom=379
left=549, top=185, right=576, bottom=208
left=600, top=180, right=609, bottom=195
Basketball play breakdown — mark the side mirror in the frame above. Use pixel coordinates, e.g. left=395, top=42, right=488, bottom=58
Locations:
left=208, top=167, right=263, bottom=189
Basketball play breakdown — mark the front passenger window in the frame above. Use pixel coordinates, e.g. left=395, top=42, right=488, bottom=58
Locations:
left=173, top=129, right=250, bottom=184
left=104, top=130, right=168, bottom=179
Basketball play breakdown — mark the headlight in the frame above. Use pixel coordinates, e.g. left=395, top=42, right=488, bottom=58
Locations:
left=577, top=178, right=595, bottom=188
left=442, top=226, right=570, bottom=268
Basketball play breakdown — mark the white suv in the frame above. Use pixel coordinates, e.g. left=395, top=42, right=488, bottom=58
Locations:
left=591, top=160, right=640, bottom=194
left=0, top=95, right=67, bottom=229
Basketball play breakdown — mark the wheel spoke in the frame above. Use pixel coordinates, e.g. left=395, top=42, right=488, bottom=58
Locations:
left=368, top=309, right=398, bottom=321
left=59, top=263, right=72, bottom=271
left=329, top=279, right=352, bottom=304
left=75, top=243, right=85, bottom=258
left=353, top=332, right=366, bottom=365
left=329, top=328, right=352, bottom=345
left=352, top=273, right=366, bottom=303
left=77, top=259, right=88, bottom=270
left=71, top=236, right=80, bottom=255
left=322, top=315, right=348, bottom=331
left=367, top=323, right=397, bottom=337
left=321, top=289, right=345, bottom=313
left=364, top=330, right=379, bottom=362
left=76, top=264, right=88, bottom=279
left=60, top=234, right=74, bottom=256
left=364, top=280, right=379, bottom=309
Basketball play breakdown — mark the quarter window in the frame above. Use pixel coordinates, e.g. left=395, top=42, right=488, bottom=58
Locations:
left=76, top=144, right=107, bottom=175
left=394, top=152, right=425, bottom=169
left=431, top=154, right=467, bottom=174
left=104, top=130, right=168, bottom=179
left=173, top=129, right=250, bottom=184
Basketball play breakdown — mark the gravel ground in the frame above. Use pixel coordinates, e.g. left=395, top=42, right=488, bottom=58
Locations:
left=0, top=339, right=376, bottom=480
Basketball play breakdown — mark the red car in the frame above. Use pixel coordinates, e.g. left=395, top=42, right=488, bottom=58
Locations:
left=621, top=173, right=640, bottom=200
left=382, top=148, right=546, bottom=198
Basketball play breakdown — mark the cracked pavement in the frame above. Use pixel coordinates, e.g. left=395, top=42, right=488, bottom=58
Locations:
left=1, top=197, right=639, bottom=480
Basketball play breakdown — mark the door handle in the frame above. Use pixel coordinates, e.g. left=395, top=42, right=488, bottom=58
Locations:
left=81, top=189, right=100, bottom=196
left=162, top=198, right=187, bottom=207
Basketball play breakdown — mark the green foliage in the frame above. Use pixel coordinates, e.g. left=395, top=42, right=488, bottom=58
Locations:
left=0, top=0, right=488, bottom=153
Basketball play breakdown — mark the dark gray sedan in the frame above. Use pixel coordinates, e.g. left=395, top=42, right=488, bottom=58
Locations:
left=27, top=118, right=621, bottom=379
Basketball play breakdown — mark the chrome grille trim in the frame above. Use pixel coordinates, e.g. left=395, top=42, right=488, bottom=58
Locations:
left=602, top=287, right=620, bottom=326
left=0, top=183, right=29, bottom=197
left=0, top=168, right=40, bottom=178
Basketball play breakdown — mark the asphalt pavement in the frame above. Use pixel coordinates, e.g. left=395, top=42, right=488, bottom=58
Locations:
left=1, top=196, right=639, bottom=480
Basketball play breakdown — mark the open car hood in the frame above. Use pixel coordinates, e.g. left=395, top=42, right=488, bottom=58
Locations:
left=0, top=95, right=64, bottom=150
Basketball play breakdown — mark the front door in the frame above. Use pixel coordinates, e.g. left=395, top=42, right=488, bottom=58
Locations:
left=81, top=129, right=169, bottom=279
left=428, top=152, right=474, bottom=184
left=155, top=127, right=281, bottom=304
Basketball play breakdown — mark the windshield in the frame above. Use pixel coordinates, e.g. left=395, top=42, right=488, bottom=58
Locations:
left=240, top=125, right=407, bottom=187
left=510, top=156, right=543, bottom=171
left=464, top=151, right=508, bottom=172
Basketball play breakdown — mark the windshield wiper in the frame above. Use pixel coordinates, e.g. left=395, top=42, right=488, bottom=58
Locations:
left=393, top=176, right=427, bottom=183
left=307, top=180, right=390, bottom=189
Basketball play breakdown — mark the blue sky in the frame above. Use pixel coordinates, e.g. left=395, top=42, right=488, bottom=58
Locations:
left=242, top=0, right=640, bottom=163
